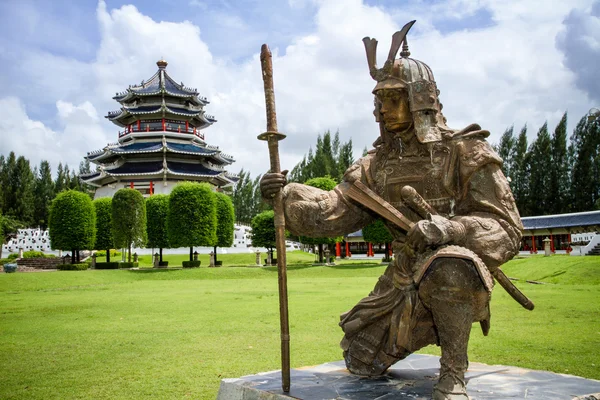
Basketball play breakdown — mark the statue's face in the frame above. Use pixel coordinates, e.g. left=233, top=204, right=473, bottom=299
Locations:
left=376, top=89, right=412, bottom=134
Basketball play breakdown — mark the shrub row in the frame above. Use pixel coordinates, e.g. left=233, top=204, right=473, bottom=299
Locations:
left=182, top=260, right=201, bottom=268
left=95, top=262, right=119, bottom=269
left=8, top=251, right=56, bottom=260
left=57, top=263, right=89, bottom=271
left=95, top=250, right=122, bottom=258
left=119, top=262, right=139, bottom=269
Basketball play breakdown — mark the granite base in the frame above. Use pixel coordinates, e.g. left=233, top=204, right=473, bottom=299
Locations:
left=217, top=354, right=600, bottom=400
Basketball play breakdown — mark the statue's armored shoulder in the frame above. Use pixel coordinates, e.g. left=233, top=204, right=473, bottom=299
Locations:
left=446, top=123, right=502, bottom=174
left=343, top=152, right=375, bottom=184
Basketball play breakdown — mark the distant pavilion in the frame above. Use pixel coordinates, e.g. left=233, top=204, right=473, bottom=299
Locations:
left=339, top=210, right=600, bottom=256
left=82, top=59, right=237, bottom=198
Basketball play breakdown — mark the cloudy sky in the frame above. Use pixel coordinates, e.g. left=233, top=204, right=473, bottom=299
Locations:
left=0, top=0, right=598, bottom=178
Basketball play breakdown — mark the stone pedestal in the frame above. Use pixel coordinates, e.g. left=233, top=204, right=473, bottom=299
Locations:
left=544, top=237, right=552, bottom=256
left=91, top=253, right=97, bottom=268
left=255, top=251, right=261, bottom=266
left=210, top=251, right=215, bottom=268
left=216, top=354, right=600, bottom=400
left=153, top=253, right=160, bottom=268
left=18, top=248, right=24, bottom=258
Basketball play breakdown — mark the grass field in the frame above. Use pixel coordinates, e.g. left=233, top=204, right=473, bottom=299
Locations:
left=0, top=253, right=599, bottom=399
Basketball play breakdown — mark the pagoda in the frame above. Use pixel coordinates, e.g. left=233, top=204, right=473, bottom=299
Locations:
left=82, top=59, right=237, bottom=198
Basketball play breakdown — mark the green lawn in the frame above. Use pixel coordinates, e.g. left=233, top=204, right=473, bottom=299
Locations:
left=0, top=254, right=598, bottom=399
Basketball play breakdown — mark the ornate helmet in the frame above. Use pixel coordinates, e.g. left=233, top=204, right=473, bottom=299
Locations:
left=363, top=20, right=447, bottom=143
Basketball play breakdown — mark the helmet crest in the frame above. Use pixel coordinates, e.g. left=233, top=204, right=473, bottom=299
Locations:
left=363, top=21, right=448, bottom=143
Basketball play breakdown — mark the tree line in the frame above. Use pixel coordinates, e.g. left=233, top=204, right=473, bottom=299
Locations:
left=48, top=183, right=234, bottom=266
left=0, top=152, right=93, bottom=241
left=231, top=130, right=355, bottom=224
left=496, top=111, right=600, bottom=216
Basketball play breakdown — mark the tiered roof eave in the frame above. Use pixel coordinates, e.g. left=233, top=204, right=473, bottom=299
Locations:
left=111, top=62, right=209, bottom=107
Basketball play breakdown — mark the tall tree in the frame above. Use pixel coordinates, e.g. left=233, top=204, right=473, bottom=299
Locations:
left=68, top=167, right=80, bottom=191
left=49, top=190, right=96, bottom=264
left=250, top=210, right=276, bottom=259
left=527, top=122, right=553, bottom=215
left=231, top=169, right=264, bottom=223
left=362, top=219, right=394, bottom=261
left=78, top=159, right=95, bottom=198
left=337, top=139, right=354, bottom=180
left=112, top=188, right=147, bottom=262
left=55, top=163, right=68, bottom=194
left=167, top=182, right=216, bottom=261
left=549, top=112, right=569, bottom=214
left=214, top=192, right=235, bottom=264
left=146, top=194, right=170, bottom=264
left=93, top=197, right=114, bottom=262
left=0, top=214, right=23, bottom=260
left=298, top=176, right=341, bottom=263
left=497, top=126, right=515, bottom=179
left=511, top=125, right=529, bottom=215
left=289, top=130, right=354, bottom=183
left=34, top=161, right=55, bottom=229
left=13, top=156, right=35, bottom=226
left=2, top=152, right=17, bottom=216
left=0, top=155, right=5, bottom=212
left=570, top=115, right=600, bottom=212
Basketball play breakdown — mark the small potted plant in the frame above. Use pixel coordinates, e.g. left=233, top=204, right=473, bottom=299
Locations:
left=4, top=263, right=18, bottom=273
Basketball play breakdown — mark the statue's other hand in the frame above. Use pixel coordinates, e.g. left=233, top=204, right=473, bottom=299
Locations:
left=406, top=214, right=465, bottom=253
left=260, top=170, right=288, bottom=200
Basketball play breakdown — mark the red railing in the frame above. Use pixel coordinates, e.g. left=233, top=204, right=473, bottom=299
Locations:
left=119, top=125, right=204, bottom=140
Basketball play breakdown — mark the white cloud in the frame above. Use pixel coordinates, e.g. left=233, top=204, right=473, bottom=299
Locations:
left=0, top=97, right=108, bottom=172
left=557, top=1, right=600, bottom=104
left=1, top=0, right=596, bottom=181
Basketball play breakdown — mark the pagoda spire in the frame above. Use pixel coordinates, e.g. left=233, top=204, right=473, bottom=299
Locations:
left=157, top=58, right=168, bottom=69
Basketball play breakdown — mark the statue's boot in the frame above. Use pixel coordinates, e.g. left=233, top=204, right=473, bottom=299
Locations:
left=419, top=258, right=489, bottom=400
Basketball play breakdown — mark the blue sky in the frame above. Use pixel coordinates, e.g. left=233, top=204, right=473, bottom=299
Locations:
left=0, top=0, right=598, bottom=177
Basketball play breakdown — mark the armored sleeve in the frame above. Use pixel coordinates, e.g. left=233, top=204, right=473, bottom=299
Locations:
left=451, top=138, right=523, bottom=271
left=280, top=156, right=375, bottom=237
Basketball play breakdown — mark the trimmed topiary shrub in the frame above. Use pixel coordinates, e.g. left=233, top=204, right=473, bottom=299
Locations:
left=94, top=197, right=114, bottom=262
left=213, top=192, right=234, bottom=265
left=168, top=182, right=217, bottom=261
left=299, top=177, right=342, bottom=264
left=158, top=261, right=169, bottom=267
left=119, top=262, right=139, bottom=269
left=95, top=262, right=119, bottom=269
left=57, top=263, right=89, bottom=271
left=146, top=194, right=170, bottom=264
left=49, top=190, right=96, bottom=264
left=112, top=189, right=147, bottom=262
left=182, top=260, right=201, bottom=268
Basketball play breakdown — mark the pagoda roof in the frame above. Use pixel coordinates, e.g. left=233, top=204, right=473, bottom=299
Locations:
left=521, top=211, right=600, bottom=231
left=106, top=104, right=216, bottom=127
left=81, top=160, right=236, bottom=187
left=85, top=139, right=234, bottom=166
left=113, top=59, right=208, bottom=105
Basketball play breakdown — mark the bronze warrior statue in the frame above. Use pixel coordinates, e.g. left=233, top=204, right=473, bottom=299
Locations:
left=260, top=20, right=525, bottom=400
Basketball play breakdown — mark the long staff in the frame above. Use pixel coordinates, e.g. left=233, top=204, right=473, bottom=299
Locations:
left=257, top=44, right=291, bottom=393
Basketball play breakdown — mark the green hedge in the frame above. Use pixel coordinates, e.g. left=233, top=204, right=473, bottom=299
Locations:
left=8, top=251, right=56, bottom=259
left=57, top=263, right=89, bottom=271
left=158, top=261, right=169, bottom=267
left=95, top=262, right=119, bottom=269
left=119, top=262, right=139, bottom=269
left=95, top=250, right=122, bottom=258
left=182, top=260, right=201, bottom=268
